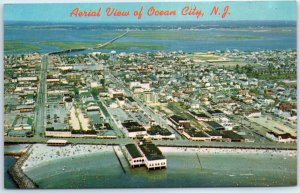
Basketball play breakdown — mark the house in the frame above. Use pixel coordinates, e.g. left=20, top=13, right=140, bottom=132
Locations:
left=206, top=109, right=224, bottom=117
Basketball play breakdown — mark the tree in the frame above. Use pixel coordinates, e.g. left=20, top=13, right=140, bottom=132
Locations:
left=91, top=88, right=100, bottom=98
left=235, top=64, right=240, bottom=72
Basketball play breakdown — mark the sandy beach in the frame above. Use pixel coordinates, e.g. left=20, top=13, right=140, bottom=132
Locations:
left=18, top=143, right=297, bottom=188
left=22, top=144, right=296, bottom=173
left=22, top=144, right=113, bottom=172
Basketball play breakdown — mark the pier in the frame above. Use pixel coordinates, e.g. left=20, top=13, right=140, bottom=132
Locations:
left=8, top=146, right=37, bottom=189
left=113, top=146, right=127, bottom=173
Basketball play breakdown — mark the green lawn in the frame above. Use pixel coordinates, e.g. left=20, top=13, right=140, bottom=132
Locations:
left=42, top=41, right=99, bottom=50
left=127, top=31, right=263, bottom=41
left=100, top=31, right=263, bottom=41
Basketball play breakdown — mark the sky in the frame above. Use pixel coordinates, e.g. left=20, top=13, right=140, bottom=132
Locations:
left=4, top=1, right=297, bottom=23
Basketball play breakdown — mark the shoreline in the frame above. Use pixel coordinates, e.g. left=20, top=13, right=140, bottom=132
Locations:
left=159, top=146, right=297, bottom=157
left=20, top=144, right=297, bottom=172
left=8, top=145, right=37, bottom=189
left=6, top=143, right=296, bottom=189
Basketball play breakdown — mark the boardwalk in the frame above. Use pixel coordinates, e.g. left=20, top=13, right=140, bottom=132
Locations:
left=4, top=136, right=297, bottom=150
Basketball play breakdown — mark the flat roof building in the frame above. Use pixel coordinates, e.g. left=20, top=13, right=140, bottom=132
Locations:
left=182, top=127, right=210, bottom=141
left=147, top=125, right=175, bottom=140
left=47, top=139, right=68, bottom=146
left=122, top=121, right=147, bottom=138
left=124, top=144, right=145, bottom=168
left=221, top=131, right=245, bottom=142
left=205, top=121, right=225, bottom=131
left=168, top=115, right=190, bottom=130
left=138, top=142, right=167, bottom=170
left=266, top=131, right=296, bottom=143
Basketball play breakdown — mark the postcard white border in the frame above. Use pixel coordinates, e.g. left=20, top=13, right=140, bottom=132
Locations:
left=0, top=1, right=299, bottom=193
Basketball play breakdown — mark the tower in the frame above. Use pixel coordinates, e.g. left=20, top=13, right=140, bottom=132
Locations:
left=110, top=50, right=117, bottom=62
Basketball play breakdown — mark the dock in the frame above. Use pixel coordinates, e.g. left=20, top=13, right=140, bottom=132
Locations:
left=112, top=146, right=127, bottom=173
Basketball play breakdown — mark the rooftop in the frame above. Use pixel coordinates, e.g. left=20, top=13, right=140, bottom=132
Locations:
left=147, top=125, right=172, bottom=136
left=125, top=144, right=143, bottom=158
left=122, top=121, right=146, bottom=132
left=221, top=131, right=244, bottom=141
left=169, top=115, right=188, bottom=123
left=184, top=127, right=208, bottom=138
left=205, top=130, right=222, bottom=137
left=205, top=121, right=225, bottom=130
left=139, top=142, right=165, bottom=161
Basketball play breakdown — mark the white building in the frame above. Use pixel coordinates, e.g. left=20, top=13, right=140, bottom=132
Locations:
left=124, top=144, right=145, bottom=168
left=139, top=142, right=167, bottom=170
left=266, top=132, right=296, bottom=143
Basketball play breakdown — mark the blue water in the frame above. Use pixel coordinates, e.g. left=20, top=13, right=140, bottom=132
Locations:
left=24, top=151, right=297, bottom=188
left=4, top=156, right=18, bottom=189
left=4, top=21, right=296, bottom=54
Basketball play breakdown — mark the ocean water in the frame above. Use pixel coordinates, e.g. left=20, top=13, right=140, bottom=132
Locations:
left=4, top=21, right=296, bottom=54
left=24, top=151, right=297, bottom=188
left=4, top=156, right=18, bottom=189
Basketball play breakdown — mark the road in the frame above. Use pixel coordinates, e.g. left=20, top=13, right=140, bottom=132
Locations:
left=96, top=99, right=126, bottom=138
left=108, top=72, right=185, bottom=140
left=34, top=55, right=48, bottom=137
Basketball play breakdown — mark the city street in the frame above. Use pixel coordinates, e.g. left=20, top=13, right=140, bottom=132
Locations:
left=34, top=55, right=48, bottom=137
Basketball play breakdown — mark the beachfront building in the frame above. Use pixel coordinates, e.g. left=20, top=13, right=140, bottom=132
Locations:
left=147, top=125, right=175, bottom=140
left=138, top=141, right=167, bottom=170
left=45, top=129, right=72, bottom=138
left=47, top=139, right=68, bottom=146
left=221, top=131, right=245, bottom=142
left=182, top=127, right=211, bottom=141
left=168, top=115, right=190, bottom=131
left=124, top=144, right=145, bottom=168
left=123, top=142, right=167, bottom=170
left=205, top=130, right=223, bottom=141
left=266, top=132, right=296, bottom=143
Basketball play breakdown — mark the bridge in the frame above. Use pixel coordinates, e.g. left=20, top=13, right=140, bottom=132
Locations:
left=48, top=30, right=129, bottom=55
